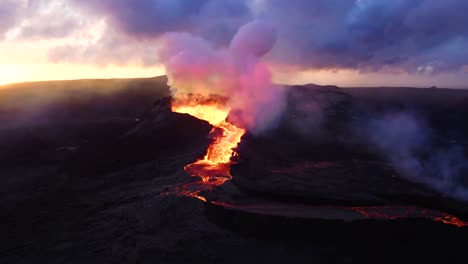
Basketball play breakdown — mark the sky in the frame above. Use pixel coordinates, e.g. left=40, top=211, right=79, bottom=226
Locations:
left=1, top=0, right=468, bottom=88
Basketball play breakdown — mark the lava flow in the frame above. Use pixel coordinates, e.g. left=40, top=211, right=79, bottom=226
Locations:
left=350, top=206, right=468, bottom=227
left=169, top=94, right=245, bottom=201
left=164, top=96, right=468, bottom=228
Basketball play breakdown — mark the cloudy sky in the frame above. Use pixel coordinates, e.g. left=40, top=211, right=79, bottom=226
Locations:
left=1, top=0, right=468, bottom=87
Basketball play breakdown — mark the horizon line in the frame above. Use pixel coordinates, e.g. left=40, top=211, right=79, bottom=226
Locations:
left=1, top=75, right=467, bottom=90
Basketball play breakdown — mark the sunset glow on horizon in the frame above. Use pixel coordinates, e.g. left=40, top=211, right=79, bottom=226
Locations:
left=1, top=0, right=468, bottom=88
left=0, top=62, right=165, bottom=86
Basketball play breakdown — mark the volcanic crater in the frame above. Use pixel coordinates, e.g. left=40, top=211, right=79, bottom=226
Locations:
left=2, top=76, right=468, bottom=263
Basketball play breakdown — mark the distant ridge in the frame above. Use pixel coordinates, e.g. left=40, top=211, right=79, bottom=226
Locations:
left=3, top=75, right=466, bottom=91
left=0, top=76, right=167, bottom=90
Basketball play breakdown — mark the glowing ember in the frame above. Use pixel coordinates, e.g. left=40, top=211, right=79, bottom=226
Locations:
left=350, top=206, right=468, bottom=227
left=435, top=215, right=468, bottom=228
left=169, top=94, right=245, bottom=200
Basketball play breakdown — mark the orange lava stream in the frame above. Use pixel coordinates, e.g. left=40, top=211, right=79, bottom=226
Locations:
left=164, top=95, right=467, bottom=228
left=350, top=206, right=468, bottom=228
left=170, top=95, right=245, bottom=201
left=435, top=215, right=468, bottom=227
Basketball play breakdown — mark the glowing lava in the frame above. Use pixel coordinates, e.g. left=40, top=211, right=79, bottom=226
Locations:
left=170, top=94, right=245, bottom=201
left=164, top=98, right=467, bottom=228
left=350, top=206, right=468, bottom=227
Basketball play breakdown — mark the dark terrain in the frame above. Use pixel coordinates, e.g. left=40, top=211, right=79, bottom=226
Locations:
left=1, top=76, right=468, bottom=263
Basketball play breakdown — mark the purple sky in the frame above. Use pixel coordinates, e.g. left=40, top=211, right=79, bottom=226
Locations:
left=1, top=0, right=467, bottom=87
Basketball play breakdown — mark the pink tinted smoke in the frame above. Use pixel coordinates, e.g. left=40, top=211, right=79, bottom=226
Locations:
left=159, top=21, right=286, bottom=133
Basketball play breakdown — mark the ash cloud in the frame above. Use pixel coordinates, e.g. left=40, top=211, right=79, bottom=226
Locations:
left=159, top=21, right=286, bottom=134
left=363, top=112, right=468, bottom=201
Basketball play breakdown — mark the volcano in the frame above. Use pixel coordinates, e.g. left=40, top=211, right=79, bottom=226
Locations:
left=2, top=76, right=468, bottom=263
left=162, top=85, right=468, bottom=228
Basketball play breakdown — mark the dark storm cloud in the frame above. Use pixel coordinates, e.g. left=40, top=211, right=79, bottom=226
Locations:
left=46, top=0, right=252, bottom=65
left=3, top=0, right=466, bottom=73
left=72, top=0, right=207, bottom=36
left=71, top=0, right=468, bottom=73
left=71, top=0, right=252, bottom=44
left=260, top=0, right=468, bottom=73
left=192, top=0, right=252, bottom=45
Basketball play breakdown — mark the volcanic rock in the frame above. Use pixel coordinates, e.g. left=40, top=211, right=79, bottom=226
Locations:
left=231, top=85, right=468, bottom=216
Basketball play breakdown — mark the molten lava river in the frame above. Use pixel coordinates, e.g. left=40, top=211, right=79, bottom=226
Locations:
left=168, top=95, right=245, bottom=202
left=164, top=95, right=467, bottom=228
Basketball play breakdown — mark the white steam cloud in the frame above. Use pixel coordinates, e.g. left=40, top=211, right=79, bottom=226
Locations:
left=159, top=20, right=286, bottom=133
left=366, top=112, right=468, bottom=201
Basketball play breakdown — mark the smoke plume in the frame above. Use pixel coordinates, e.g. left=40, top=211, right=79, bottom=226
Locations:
left=159, top=21, right=286, bottom=133
left=365, top=112, right=468, bottom=201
